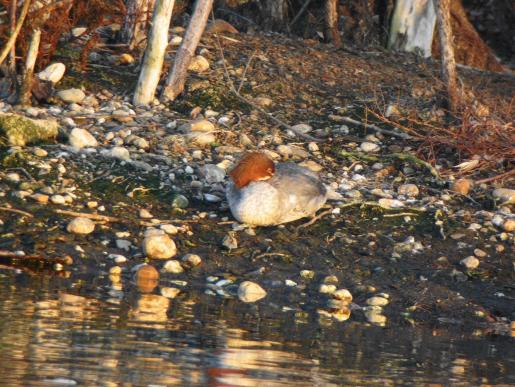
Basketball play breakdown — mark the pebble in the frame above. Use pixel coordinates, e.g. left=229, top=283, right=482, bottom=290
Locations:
left=378, top=198, right=404, bottom=209
left=222, top=232, right=238, bottom=249
left=66, top=217, right=95, bottom=235
left=187, top=55, right=210, bottom=72
left=237, top=281, right=267, bottom=303
left=460, top=256, right=480, bottom=270
left=69, top=128, right=98, bottom=149
left=366, top=296, right=389, bottom=307
left=493, top=188, right=515, bottom=204
left=452, top=179, right=473, bottom=195
left=33, top=147, right=48, bottom=157
left=162, top=260, right=184, bottom=274
left=181, top=253, right=202, bottom=267
left=142, top=234, right=177, bottom=259
left=200, top=164, right=225, bottom=183
left=364, top=310, right=387, bottom=325
left=105, top=146, right=130, bottom=161
left=360, top=142, right=380, bottom=152
left=160, top=224, right=178, bottom=235
left=108, top=254, right=127, bottom=264
left=6, top=173, right=20, bottom=183
left=50, top=194, right=66, bottom=204
left=30, top=193, right=49, bottom=204
left=38, top=62, right=65, bottom=84
left=160, top=287, right=181, bottom=298
left=254, top=96, right=273, bottom=107
left=398, top=184, right=419, bottom=198
left=473, top=248, right=487, bottom=258
left=186, top=132, right=216, bottom=146
left=139, top=209, right=153, bottom=219
left=135, top=265, right=159, bottom=293
left=503, top=219, right=515, bottom=232
left=332, top=289, right=353, bottom=303
left=290, top=123, right=312, bottom=134
left=319, top=284, right=337, bottom=294
left=57, top=88, right=85, bottom=103
left=300, top=270, right=315, bottom=279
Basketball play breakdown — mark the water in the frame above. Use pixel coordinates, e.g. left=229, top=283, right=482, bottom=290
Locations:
left=0, top=271, right=513, bottom=386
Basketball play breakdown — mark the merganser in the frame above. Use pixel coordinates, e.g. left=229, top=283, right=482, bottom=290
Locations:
left=226, top=152, right=330, bottom=226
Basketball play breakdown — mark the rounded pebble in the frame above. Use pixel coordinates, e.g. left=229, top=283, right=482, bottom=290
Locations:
left=460, top=256, right=480, bottom=270
left=142, top=234, right=177, bottom=259
left=66, top=217, right=95, bottom=235
left=238, top=281, right=267, bottom=303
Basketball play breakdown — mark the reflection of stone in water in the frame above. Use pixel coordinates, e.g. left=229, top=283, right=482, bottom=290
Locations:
left=130, top=294, right=170, bottom=322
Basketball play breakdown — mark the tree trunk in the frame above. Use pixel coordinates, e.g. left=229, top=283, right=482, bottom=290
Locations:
left=261, top=0, right=287, bottom=31
left=8, top=0, right=17, bottom=72
left=388, top=0, right=436, bottom=57
left=325, top=0, right=342, bottom=47
left=120, top=0, right=156, bottom=49
left=133, top=0, right=175, bottom=106
left=434, top=0, right=460, bottom=112
left=161, top=0, right=213, bottom=102
left=18, top=28, right=41, bottom=106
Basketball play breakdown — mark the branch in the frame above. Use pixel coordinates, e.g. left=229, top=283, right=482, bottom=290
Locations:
left=0, top=0, right=32, bottom=66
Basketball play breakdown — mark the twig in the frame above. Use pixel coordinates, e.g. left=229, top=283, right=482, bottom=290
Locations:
left=383, top=212, right=421, bottom=218
left=6, top=167, right=36, bottom=181
left=212, top=28, right=324, bottom=143
left=237, top=50, right=256, bottom=94
left=0, top=206, right=33, bottom=218
left=339, top=116, right=411, bottom=140
left=289, top=0, right=313, bottom=29
left=254, top=252, right=290, bottom=260
left=296, top=208, right=333, bottom=231
left=0, top=0, right=31, bottom=66
left=475, top=169, right=515, bottom=184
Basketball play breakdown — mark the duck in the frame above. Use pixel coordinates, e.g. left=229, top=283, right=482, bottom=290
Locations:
left=226, top=152, right=336, bottom=226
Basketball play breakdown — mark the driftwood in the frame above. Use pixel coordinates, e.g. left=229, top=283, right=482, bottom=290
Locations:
left=18, top=28, right=41, bottom=105
left=0, top=0, right=31, bottom=66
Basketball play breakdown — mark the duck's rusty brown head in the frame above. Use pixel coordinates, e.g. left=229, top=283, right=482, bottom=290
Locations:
left=229, top=152, right=275, bottom=189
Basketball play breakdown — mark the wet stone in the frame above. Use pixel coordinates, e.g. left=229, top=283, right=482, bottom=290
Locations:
left=460, top=256, right=480, bottom=270
left=162, top=260, right=184, bottom=274
left=67, top=217, right=95, bottom=235
left=142, top=234, right=177, bottom=259
left=69, top=128, right=98, bottom=149
left=360, top=142, right=380, bottom=152
left=398, top=184, right=419, bottom=198
left=181, top=253, right=202, bottom=267
left=366, top=296, right=389, bottom=307
left=238, top=281, right=267, bottom=303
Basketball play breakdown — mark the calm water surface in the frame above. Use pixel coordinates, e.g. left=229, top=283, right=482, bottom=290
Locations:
left=0, top=271, right=513, bottom=386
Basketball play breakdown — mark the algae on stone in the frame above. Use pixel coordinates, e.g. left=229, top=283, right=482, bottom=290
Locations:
left=0, top=113, right=59, bottom=146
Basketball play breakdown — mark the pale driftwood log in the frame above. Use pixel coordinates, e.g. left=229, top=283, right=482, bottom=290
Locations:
left=388, top=0, right=436, bottom=57
left=120, top=0, right=156, bottom=49
left=434, top=0, right=460, bottom=112
left=133, top=0, right=175, bottom=106
left=161, top=0, right=213, bottom=102
left=325, top=0, right=342, bottom=48
left=0, top=0, right=31, bottom=66
left=8, top=0, right=17, bottom=71
left=18, top=28, right=41, bottom=105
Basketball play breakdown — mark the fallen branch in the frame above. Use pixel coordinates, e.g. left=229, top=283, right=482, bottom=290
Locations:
left=0, top=0, right=32, bottom=66
left=0, top=206, right=33, bottom=217
left=295, top=208, right=333, bottom=232
left=475, top=169, right=515, bottom=185
left=339, top=116, right=411, bottom=140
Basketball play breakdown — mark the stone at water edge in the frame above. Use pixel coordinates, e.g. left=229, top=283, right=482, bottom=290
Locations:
left=142, top=234, right=177, bottom=259
left=69, top=128, right=98, bottom=149
left=67, top=217, right=95, bottom=235
left=188, top=56, right=210, bottom=73
left=493, top=188, right=515, bottom=204
left=502, top=219, right=514, bottom=232
left=451, top=179, right=473, bottom=195
left=332, top=289, right=353, bottom=303
left=162, top=260, right=184, bottom=274
left=460, top=256, right=480, bottom=270
left=181, top=253, right=202, bottom=267
left=398, top=184, right=419, bottom=198
left=57, top=88, right=86, bottom=104
left=360, top=142, right=380, bottom=153
left=200, top=164, right=226, bottom=184
left=38, top=63, right=66, bottom=84
left=135, top=265, right=160, bottom=293
left=366, top=296, right=389, bottom=307
left=238, top=281, right=267, bottom=303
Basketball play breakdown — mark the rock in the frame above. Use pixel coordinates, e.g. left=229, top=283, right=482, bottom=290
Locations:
left=502, top=219, right=515, bottom=232
left=50, top=194, right=66, bottom=204
left=182, top=253, right=202, bottom=267
left=139, top=209, right=153, bottom=219
left=398, top=184, right=419, bottom=198
left=452, top=179, right=473, bottom=195
left=33, top=147, right=48, bottom=157
left=69, top=128, right=98, bottom=149
left=66, top=217, right=95, bottom=235
left=291, top=123, right=312, bottom=134
left=366, top=296, right=389, bottom=306
left=300, top=270, right=315, bottom=279
left=188, top=119, right=215, bottom=132
left=117, top=53, right=135, bottom=65
left=0, top=113, right=59, bottom=146
left=473, top=248, right=487, bottom=258
left=299, top=160, right=323, bottom=172
left=57, top=88, right=86, bottom=104
left=133, top=137, right=149, bottom=150
left=332, top=289, right=353, bottom=303
left=142, top=234, right=177, bottom=259
left=319, top=284, right=337, bottom=294
left=185, top=132, right=216, bottom=146
left=222, top=232, right=238, bottom=249
left=360, top=142, right=380, bottom=153
left=38, top=63, right=66, bottom=84
left=188, top=56, right=210, bottom=73
left=160, top=224, right=178, bottom=235
left=460, top=256, right=480, bottom=270
left=161, top=287, right=181, bottom=298
left=108, top=254, right=127, bottom=264
left=254, top=96, right=273, bottom=107
left=493, top=188, right=515, bottom=204
left=171, top=194, right=189, bottom=209
left=162, top=260, right=184, bottom=274
left=364, top=310, right=387, bottom=325
left=378, top=198, right=404, bottom=209
left=135, top=265, right=160, bottom=293
left=71, top=27, right=87, bottom=37
left=106, top=146, right=131, bottom=161
left=200, top=164, right=225, bottom=183
left=238, top=281, right=267, bottom=303
left=29, top=193, right=49, bottom=204
left=170, top=36, right=182, bottom=46
left=6, top=173, right=20, bottom=183
left=308, top=142, right=319, bottom=152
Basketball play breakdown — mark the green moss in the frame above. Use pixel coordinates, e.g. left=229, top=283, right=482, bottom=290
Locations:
left=0, top=114, right=59, bottom=146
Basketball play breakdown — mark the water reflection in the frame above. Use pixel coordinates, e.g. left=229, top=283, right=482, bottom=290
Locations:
left=0, top=271, right=512, bottom=386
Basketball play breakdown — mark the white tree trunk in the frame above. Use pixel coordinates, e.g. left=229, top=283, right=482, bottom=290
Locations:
left=161, top=0, right=213, bottom=102
left=388, top=0, right=436, bottom=57
left=133, top=0, right=175, bottom=106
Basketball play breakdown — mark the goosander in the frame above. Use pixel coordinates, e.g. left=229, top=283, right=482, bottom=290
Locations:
left=226, top=152, right=330, bottom=226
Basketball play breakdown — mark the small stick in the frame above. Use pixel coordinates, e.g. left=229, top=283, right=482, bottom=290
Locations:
left=0, top=206, right=33, bottom=218
left=0, top=0, right=31, bottom=66
left=296, top=208, right=333, bottom=231
left=339, top=116, right=411, bottom=140
left=237, top=50, right=256, bottom=94
left=289, top=0, right=313, bottom=29
left=475, top=169, right=515, bottom=184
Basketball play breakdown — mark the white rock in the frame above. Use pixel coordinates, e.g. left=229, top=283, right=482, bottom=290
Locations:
left=162, top=259, right=184, bottom=274
left=185, top=132, right=216, bottom=146
left=364, top=310, right=387, bottom=325
left=378, top=198, right=405, bottom=209
left=106, top=146, right=130, bottom=161
left=200, top=164, right=225, bottom=183
left=72, top=27, right=87, bottom=37
left=160, top=224, right=178, bottom=235
left=319, top=284, right=337, bottom=294
left=366, top=296, right=389, bottom=306
left=189, top=119, right=215, bottom=132
left=6, top=173, right=20, bottom=183
left=108, top=254, right=127, bottom=263
left=38, top=63, right=66, bottom=84
left=50, top=194, right=66, bottom=204
left=66, top=217, right=95, bottom=235
left=188, top=55, right=210, bottom=73
left=133, top=137, right=149, bottom=150
left=142, top=234, right=177, bottom=259
left=69, top=128, right=98, bottom=149
left=170, top=36, right=183, bottom=46
left=182, top=253, right=202, bottom=267
left=493, top=188, right=515, bottom=204
left=332, top=289, right=353, bottom=303
left=291, top=123, right=312, bottom=133
left=238, top=281, right=267, bottom=303
left=460, top=256, right=480, bottom=270
left=398, top=184, right=419, bottom=198
left=57, top=88, right=85, bottom=103
left=360, top=142, right=380, bottom=152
